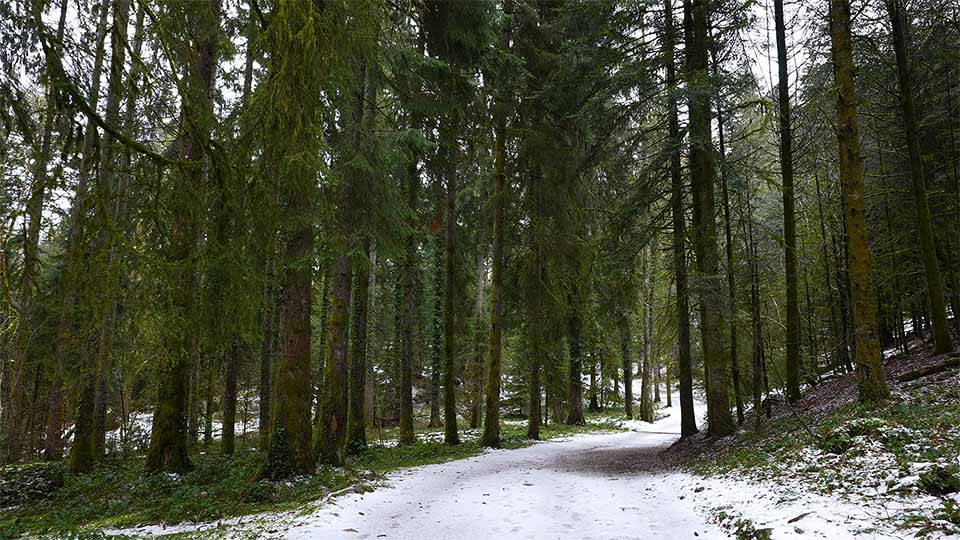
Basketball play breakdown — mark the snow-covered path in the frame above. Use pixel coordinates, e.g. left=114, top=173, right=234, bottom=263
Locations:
left=112, top=391, right=913, bottom=540
left=285, top=402, right=727, bottom=540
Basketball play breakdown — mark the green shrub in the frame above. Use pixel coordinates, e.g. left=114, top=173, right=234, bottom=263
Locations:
left=0, top=462, right=65, bottom=506
left=919, top=465, right=960, bottom=496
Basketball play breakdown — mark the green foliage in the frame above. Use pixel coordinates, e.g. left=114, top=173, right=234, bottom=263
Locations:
left=919, top=465, right=960, bottom=497
left=0, top=461, right=64, bottom=507
left=0, top=450, right=355, bottom=538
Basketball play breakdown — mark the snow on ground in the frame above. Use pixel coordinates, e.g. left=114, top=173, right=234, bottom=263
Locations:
left=110, top=388, right=915, bottom=540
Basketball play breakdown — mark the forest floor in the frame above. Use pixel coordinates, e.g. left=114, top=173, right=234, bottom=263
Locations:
left=677, top=341, right=960, bottom=540
left=5, top=345, right=959, bottom=539
left=102, top=377, right=934, bottom=540
left=0, top=415, right=621, bottom=539
left=106, top=395, right=726, bottom=540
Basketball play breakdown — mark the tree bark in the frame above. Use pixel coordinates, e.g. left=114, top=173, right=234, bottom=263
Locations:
left=886, top=0, right=953, bottom=354
left=442, top=136, right=459, bottom=445
left=620, top=315, right=633, bottom=418
left=829, top=0, right=890, bottom=402
left=346, top=240, right=371, bottom=455
left=773, top=0, right=802, bottom=402
left=665, top=0, right=698, bottom=438
left=684, top=0, right=734, bottom=436
left=481, top=0, right=513, bottom=448
left=399, top=143, right=419, bottom=448
left=429, top=237, right=443, bottom=430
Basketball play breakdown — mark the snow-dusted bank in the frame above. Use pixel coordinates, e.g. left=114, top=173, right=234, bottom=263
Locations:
left=108, top=393, right=909, bottom=540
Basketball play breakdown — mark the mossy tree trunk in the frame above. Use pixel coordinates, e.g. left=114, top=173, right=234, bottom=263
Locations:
left=145, top=0, right=220, bottom=474
left=398, top=140, right=419, bottom=448
left=442, top=147, right=460, bottom=445
left=261, top=0, right=328, bottom=477
left=315, top=252, right=352, bottom=466
left=773, top=0, right=802, bottom=402
left=684, top=0, right=734, bottom=436
left=481, top=0, right=513, bottom=449
left=886, top=0, right=953, bottom=355
left=620, top=314, right=632, bottom=419
left=429, top=236, right=443, bottom=430
left=828, top=0, right=890, bottom=402
left=346, top=240, right=371, bottom=455
left=64, top=0, right=110, bottom=473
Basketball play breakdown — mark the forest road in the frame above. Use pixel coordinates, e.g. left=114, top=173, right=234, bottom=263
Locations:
left=288, top=401, right=729, bottom=539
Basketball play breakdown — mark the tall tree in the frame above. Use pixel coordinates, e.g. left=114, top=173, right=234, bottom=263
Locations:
left=774, top=0, right=802, bottom=401
left=261, top=0, right=327, bottom=477
left=684, top=0, right=734, bottom=436
left=481, top=0, right=514, bottom=448
left=886, top=0, right=953, bottom=354
left=146, top=0, right=221, bottom=474
left=664, top=0, right=698, bottom=438
left=346, top=241, right=372, bottom=455
left=828, top=0, right=890, bottom=402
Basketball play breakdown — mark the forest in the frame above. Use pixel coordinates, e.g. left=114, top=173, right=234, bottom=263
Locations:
left=1, top=0, right=959, bottom=538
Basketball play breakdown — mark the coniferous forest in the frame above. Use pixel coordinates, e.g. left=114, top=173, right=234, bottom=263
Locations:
left=1, top=0, right=960, bottom=538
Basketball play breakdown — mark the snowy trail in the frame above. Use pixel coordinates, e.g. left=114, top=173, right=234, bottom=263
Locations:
left=111, top=392, right=912, bottom=540
left=284, top=400, right=728, bottom=540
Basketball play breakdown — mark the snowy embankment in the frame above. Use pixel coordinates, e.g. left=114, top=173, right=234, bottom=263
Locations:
left=109, top=389, right=907, bottom=540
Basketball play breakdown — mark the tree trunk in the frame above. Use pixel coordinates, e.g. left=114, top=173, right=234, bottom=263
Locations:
left=470, top=237, right=486, bottom=430
left=259, top=240, right=276, bottom=452
left=429, top=237, right=443, bottom=430
left=442, top=136, right=459, bottom=445
left=399, top=143, right=419, bottom=448
left=714, top=72, right=744, bottom=424
left=773, top=0, right=802, bottom=402
left=63, top=0, right=109, bottom=474
left=829, top=0, right=890, bottom=402
left=684, top=0, right=734, bottom=436
left=314, top=268, right=331, bottom=426
left=886, top=0, right=953, bottom=354
left=32, top=0, right=70, bottom=463
left=527, top=233, right=544, bottom=440
left=260, top=1, right=333, bottom=477
left=145, top=0, right=219, bottom=474
left=222, top=340, right=238, bottom=455
left=588, top=342, right=600, bottom=412
left=315, top=253, right=351, bottom=466
left=481, top=0, right=513, bottom=448
left=346, top=240, right=371, bottom=455
left=620, top=315, right=633, bottom=418
left=5, top=0, right=69, bottom=464
left=640, top=245, right=653, bottom=422
left=743, top=181, right=765, bottom=428
left=665, top=0, right=698, bottom=438
left=566, top=290, right=585, bottom=426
